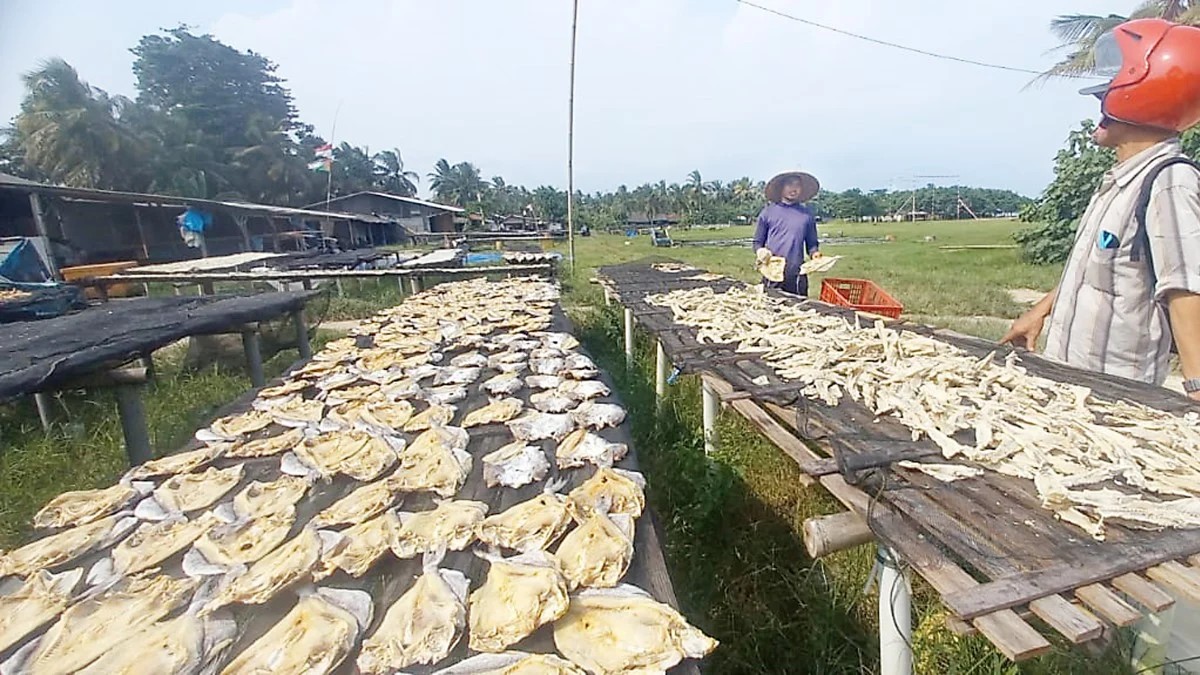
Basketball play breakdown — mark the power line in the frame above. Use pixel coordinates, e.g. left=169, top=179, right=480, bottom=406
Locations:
left=737, top=0, right=1100, bottom=79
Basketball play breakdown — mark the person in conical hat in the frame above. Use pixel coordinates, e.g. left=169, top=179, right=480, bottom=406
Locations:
left=753, top=170, right=822, bottom=296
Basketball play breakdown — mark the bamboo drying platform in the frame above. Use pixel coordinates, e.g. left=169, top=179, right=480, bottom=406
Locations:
left=597, top=258, right=1200, bottom=661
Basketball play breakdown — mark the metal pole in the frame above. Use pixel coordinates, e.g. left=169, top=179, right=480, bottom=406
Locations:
left=1132, top=605, right=1177, bottom=674
left=566, top=0, right=579, bottom=271
left=701, top=382, right=718, bottom=455
left=241, top=329, right=265, bottom=388
left=33, top=393, right=53, bottom=431
left=878, top=547, right=913, bottom=675
left=655, top=340, right=667, bottom=412
left=114, top=385, right=152, bottom=466
left=293, top=310, right=312, bottom=360
left=623, top=306, right=634, bottom=370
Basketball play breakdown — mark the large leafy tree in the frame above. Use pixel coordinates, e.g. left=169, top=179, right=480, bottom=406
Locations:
left=372, top=149, right=419, bottom=196
left=1041, top=1, right=1200, bottom=80
left=428, top=159, right=486, bottom=207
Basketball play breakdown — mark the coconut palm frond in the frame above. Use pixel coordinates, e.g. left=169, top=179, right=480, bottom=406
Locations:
left=1027, top=48, right=1100, bottom=89
left=1049, top=14, right=1126, bottom=43
left=1177, top=4, right=1200, bottom=24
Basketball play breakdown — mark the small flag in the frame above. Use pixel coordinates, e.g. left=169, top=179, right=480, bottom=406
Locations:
left=314, top=143, right=333, bottom=159
left=308, top=158, right=332, bottom=172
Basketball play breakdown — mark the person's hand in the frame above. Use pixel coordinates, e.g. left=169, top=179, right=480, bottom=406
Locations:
left=755, top=247, right=771, bottom=264
left=1000, top=309, right=1048, bottom=351
left=811, top=251, right=824, bottom=259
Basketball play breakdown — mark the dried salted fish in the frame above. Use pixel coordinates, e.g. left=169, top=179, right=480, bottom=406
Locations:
left=391, top=500, right=488, bottom=559
left=799, top=254, right=843, bottom=275
left=291, top=358, right=341, bottom=380
left=526, top=375, right=564, bottom=390
left=685, top=272, right=726, bottom=282
left=218, top=588, right=371, bottom=675
left=531, top=358, right=565, bottom=376
left=651, top=262, right=695, bottom=273
left=152, top=464, right=245, bottom=513
left=127, top=446, right=219, bottom=480
left=562, top=354, right=596, bottom=372
left=497, top=361, right=528, bottom=375
left=450, top=352, right=489, bottom=368
left=355, top=399, right=416, bottom=431
left=75, top=598, right=237, bottom=675
left=557, top=379, right=610, bottom=401
left=568, top=468, right=646, bottom=520
left=294, top=430, right=399, bottom=481
left=538, top=332, right=580, bottom=352
left=381, top=377, right=421, bottom=400
left=556, top=429, right=629, bottom=469
left=315, top=511, right=400, bottom=580
left=315, top=336, right=359, bottom=360
left=530, top=390, right=576, bottom=414
left=189, top=509, right=296, bottom=571
left=507, top=412, right=575, bottom=442
left=199, top=410, right=274, bottom=441
left=897, top=461, right=984, bottom=482
left=463, top=398, right=524, bottom=427
left=204, top=527, right=322, bottom=612
left=469, top=550, right=569, bottom=653
left=11, top=574, right=198, bottom=675
left=357, top=348, right=402, bottom=373
left=0, top=569, right=83, bottom=654
left=312, top=480, right=402, bottom=528
left=425, top=384, right=469, bottom=405
left=112, top=513, right=220, bottom=576
left=569, top=401, right=626, bottom=430
left=233, top=475, right=309, bottom=519
left=390, top=444, right=473, bottom=498
left=0, top=515, right=134, bottom=579
left=756, top=254, right=786, bottom=282
left=482, top=441, right=551, bottom=489
left=553, top=584, right=718, bottom=674
left=478, top=490, right=572, bottom=553
left=315, top=370, right=361, bottom=392
left=488, top=352, right=528, bottom=369
left=429, top=652, right=587, bottom=675
left=257, top=379, right=309, bottom=400
left=33, top=483, right=141, bottom=530
left=483, top=372, right=524, bottom=396
left=404, top=404, right=457, bottom=432
left=225, top=427, right=304, bottom=459
left=406, top=425, right=471, bottom=456
left=409, top=363, right=444, bottom=382
left=324, top=384, right=380, bottom=407
left=357, top=556, right=469, bottom=674
left=269, top=396, right=326, bottom=426
left=556, top=511, right=634, bottom=590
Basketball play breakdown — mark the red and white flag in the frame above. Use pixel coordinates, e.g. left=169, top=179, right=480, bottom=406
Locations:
left=314, top=143, right=333, bottom=159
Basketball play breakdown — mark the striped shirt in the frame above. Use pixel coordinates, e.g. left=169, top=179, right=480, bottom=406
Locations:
left=1043, top=138, right=1200, bottom=385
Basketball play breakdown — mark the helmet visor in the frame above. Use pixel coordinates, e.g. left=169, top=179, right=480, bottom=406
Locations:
left=1079, top=30, right=1123, bottom=96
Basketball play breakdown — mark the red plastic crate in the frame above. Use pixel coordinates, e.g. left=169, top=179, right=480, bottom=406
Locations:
left=819, top=278, right=903, bottom=319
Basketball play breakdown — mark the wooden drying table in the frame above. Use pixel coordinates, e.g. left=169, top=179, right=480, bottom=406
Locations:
left=596, top=258, right=1200, bottom=663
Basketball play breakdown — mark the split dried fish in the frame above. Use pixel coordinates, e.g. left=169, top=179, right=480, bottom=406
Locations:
left=469, top=551, right=570, bottom=653
left=557, top=379, right=610, bottom=401
left=530, top=390, right=576, bottom=413
left=315, top=511, right=400, bottom=579
left=268, top=396, right=326, bottom=427
left=538, top=332, right=580, bottom=351
left=256, top=379, right=308, bottom=400
left=685, top=272, right=726, bottom=281
left=651, top=262, right=695, bottom=273
left=556, top=511, right=634, bottom=590
left=0, top=515, right=133, bottom=579
left=526, top=375, right=564, bottom=390
left=357, top=558, right=469, bottom=673
left=569, top=401, right=626, bottom=430
left=553, top=584, right=718, bottom=674
left=127, top=446, right=220, bottom=480
left=204, top=527, right=322, bottom=612
left=478, top=490, right=572, bottom=553
left=756, top=255, right=786, bottom=282
left=33, top=483, right=140, bottom=530
left=508, top=412, right=576, bottom=442
left=482, top=441, right=551, bottom=489
left=312, top=480, right=402, bottom=528
left=218, top=588, right=370, bottom=675
left=568, top=468, right=646, bottom=520
left=450, top=352, right=489, bottom=368
left=483, top=372, right=525, bottom=396
left=380, top=377, right=421, bottom=400
left=190, top=509, right=295, bottom=569
left=225, top=428, right=303, bottom=459
left=294, top=430, right=399, bottom=481
left=199, top=410, right=274, bottom=441
left=435, top=367, right=482, bottom=387
left=464, top=398, right=525, bottom=427
left=75, top=600, right=236, bottom=675
left=232, top=475, right=309, bottom=519
left=799, top=254, right=843, bottom=275
left=11, top=574, right=198, bottom=675
left=897, top=461, right=984, bottom=482
left=357, top=348, right=402, bottom=373
left=0, top=569, right=83, bottom=654
left=556, top=429, right=629, bottom=469
left=429, top=652, right=587, bottom=675
left=112, top=513, right=220, bottom=576
left=404, top=403, right=457, bottom=432
left=488, top=352, right=528, bottom=368
left=532, top=358, right=565, bottom=376
left=391, top=500, right=489, bottom=559
left=152, top=464, right=245, bottom=513
left=425, top=384, right=469, bottom=405
left=390, top=442, right=473, bottom=498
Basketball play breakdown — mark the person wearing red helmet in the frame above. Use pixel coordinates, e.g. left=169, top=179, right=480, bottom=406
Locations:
left=1003, top=18, right=1200, bottom=399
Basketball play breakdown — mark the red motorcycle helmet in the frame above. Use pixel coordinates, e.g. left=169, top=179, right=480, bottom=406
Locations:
left=1081, top=18, right=1200, bottom=132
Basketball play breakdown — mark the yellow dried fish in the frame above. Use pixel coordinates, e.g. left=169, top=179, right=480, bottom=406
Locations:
left=218, top=591, right=362, bottom=675
left=193, top=509, right=295, bottom=567
left=478, top=492, right=572, bottom=553
left=127, top=446, right=219, bottom=480
left=390, top=443, right=472, bottom=499
left=0, top=569, right=82, bottom=653
left=0, top=515, right=128, bottom=578
left=468, top=551, right=569, bottom=653
left=75, top=607, right=235, bottom=675
left=463, top=398, right=524, bottom=428
left=294, top=430, right=398, bottom=481
left=391, top=500, right=488, bottom=559
left=257, top=379, right=308, bottom=400
left=226, top=427, right=304, bottom=459
left=207, top=410, right=274, bottom=439
left=555, top=512, right=634, bottom=590
left=268, top=396, right=325, bottom=425
left=113, top=513, right=220, bottom=576
left=204, top=527, right=321, bottom=613
left=428, top=652, right=587, bottom=675
left=232, top=475, right=309, bottom=519
left=315, top=511, right=400, bottom=579
left=153, top=464, right=245, bottom=513
left=567, top=468, right=646, bottom=521
left=403, top=404, right=457, bottom=432
left=33, top=483, right=137, bottom=530
left=312, top=480, right=402, bottom=528
left=357, top=563, right=469, bottom=673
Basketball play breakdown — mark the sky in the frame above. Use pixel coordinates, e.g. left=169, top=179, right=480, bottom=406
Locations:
left=0, top=0, right=1136, bottom=198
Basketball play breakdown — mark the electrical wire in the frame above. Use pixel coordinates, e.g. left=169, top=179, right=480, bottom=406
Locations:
left=737, top=0, right=1103, bottom=79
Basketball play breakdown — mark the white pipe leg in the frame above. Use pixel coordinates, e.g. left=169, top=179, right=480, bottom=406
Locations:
left=655, top=341, right=667, bottom=412
left=623, top=307, right=634, bottom=370
left=1132, top=605, right=1177, bottom=675
left=701, top=382, right=718, bottom=455
left=878, top=547, right=913, bottom=675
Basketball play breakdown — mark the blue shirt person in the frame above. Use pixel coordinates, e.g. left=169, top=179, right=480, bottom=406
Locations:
left=753, top=170, right=822, bottom=296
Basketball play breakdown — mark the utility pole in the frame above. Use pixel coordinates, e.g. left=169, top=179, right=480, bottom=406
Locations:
left=566, top=0, right=580, bottom=270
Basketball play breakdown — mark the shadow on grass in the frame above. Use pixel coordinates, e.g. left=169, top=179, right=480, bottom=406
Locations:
left=565, top=281, right=1134, bottom=675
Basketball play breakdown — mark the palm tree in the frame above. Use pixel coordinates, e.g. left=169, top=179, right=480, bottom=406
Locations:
left=1041, top=1, right=1200, bottom=80
left=372, top=148, right=419, bottom=196
left=332, top=143, right=376, bottom=196
left=427, top=159, right=486, bottom=207
left=12, top=58, right=144, bottom=189
left=230, top=114, right=311, bottom=204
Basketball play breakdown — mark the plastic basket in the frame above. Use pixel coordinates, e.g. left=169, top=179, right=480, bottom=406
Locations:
left=819, top=278, right=903, bottom=319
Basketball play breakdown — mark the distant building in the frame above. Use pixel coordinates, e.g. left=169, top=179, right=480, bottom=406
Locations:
left=624, top=212, right=681, bottom=229
left=308, top=191, right=465, bottom=235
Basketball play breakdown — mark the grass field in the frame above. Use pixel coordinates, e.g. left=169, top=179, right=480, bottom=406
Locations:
left=0, top=220, right=1134, bottom=674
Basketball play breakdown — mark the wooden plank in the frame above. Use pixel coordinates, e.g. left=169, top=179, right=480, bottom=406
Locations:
left=1110, top=573, right=1176, bottom=612
left=703, top=374, right=817, bottom=485
left=1074, top=584, right=1143, bottom=627
left=1028, top=596, right=1104, bottom=644
left=1147, top=562, right=1200, bottom=604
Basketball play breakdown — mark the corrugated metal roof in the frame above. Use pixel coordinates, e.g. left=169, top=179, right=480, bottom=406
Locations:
left=307, top=191, right=466, bottom=214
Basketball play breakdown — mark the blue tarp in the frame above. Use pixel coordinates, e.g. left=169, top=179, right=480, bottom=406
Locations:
left=180, top=208, right=213, bottom=233
left=0, top=240, right=53, bottom=283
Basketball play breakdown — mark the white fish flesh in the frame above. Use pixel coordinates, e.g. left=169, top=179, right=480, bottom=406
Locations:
left=450, top=352, right=488, bottom=368
left=408, top=364, right=443, bottom=382
left=529, top=390, right=576, bottom=414
left=507, top=412, right=575, bottom=442
left=190, top=509, right=295, bottom=570
left=33, top=483, right=140, bottom=530
left=199, top=410, right=273, bottom=441
left=463, top=398, right=524, bottom=427
left=112, top=513, right=220, bottom=576
left=526, top=375, right=564, bottom=390
left=0, top=569, right=83, bottom=654
left=434, top=367, right=482, bottom=386
left=468, top=550, right=569, bottom=653
left=232, top=475, right=308, bottom=519
left=487, top=352, right=528, bottom=369
left=0, top=515, right=134, bottom=579
left=557, top=379, right=610, bottom=401
left=553, top=584, right=718, bottom=674
left=256, top=379, right=308, bottom=400
left=424, top=384, right=469, bottom=405
left=497, top=362, right=528, bottom=375
left=568, top=468, right=646, bottom=520
left=538, top=332, right=581, bottom=351
left=531, top=358, right=565, bottom=376
left=482, top=441, right=551, bottom=489
left=482, top=372, right=524, bottom=396
left=268, top=397, right=325, bottom=427
left=555, top=512, right=634, bottom=590
left=204, top=527, right=322, bottom=613
left=152, top=464, right=245, bottom=513
left=569, top=402, right=626, bottom=430
left=357, top=561, right=469, bottom=673
left=556, top=429, right=629, bottom=469
left=477, top=492, right=572, bottom=553
left=391, top=500, right=488, bottom=559
left=218, top=588, right=370, bottom=675
left=562, top=354, right=596, bottom=372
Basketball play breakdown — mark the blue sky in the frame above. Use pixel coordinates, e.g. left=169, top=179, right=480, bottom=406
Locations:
left=0, top=0, right=1134, bottom=197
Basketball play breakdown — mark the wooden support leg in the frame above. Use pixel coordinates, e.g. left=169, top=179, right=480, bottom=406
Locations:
left=241, top=329, right=265, bottom=387
left=140, top=353, right=156, bottom=380
left=293, top=310, right=312, bottom=360
left=623, top=307, right=634, bottom=371
left=655, top=340, right=668, bottom=412
left=702, top=381, right=718, bottom=455
left=604, top=288, right=612, bottom=306
left=114, top=384, right=152, bottom=466
left=200, top=281, right=215, bottom=295
left=301, top=279, right=314, bottom=291
left=34, top=392, right=53, bottom=431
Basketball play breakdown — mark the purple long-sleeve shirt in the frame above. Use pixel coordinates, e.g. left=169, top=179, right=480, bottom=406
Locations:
left=753, top=202, right=819, bottom=279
